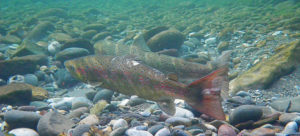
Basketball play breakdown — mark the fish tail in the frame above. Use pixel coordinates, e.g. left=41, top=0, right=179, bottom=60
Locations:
left=186, top=67, right=229, bottom=120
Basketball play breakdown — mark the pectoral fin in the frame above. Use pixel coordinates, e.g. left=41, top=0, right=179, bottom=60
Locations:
left=157, top=96, right=176, bottom=115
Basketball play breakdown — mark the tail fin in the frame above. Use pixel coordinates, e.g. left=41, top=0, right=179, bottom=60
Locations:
left=186, top=67, right=228, bottom=120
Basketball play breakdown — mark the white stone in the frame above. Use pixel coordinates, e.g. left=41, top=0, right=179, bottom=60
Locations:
left=113, top=119, right=128, bottom=130
left=126, top=129, right=153, bottom=136
left=205, top=37, right=216, bottom=45
left=272, top=31, right=283, bottom=36
left=9, top=128, right=39, bottom=136
left=155, top=128, right=170, bottom=136
left=48, top=41, right=61, bottom=55
left=174, top=107, right=194, bottom=118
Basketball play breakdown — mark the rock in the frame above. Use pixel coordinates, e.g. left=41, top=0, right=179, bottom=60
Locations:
left=17, top=106, right=37, bottom=111
left=250, top=127, right=276, bottom=136
left=0, top=35, right=21, bottom=44
left=81, top=30, right=98, bottom=39
left=0, top=52, right=5, bottom=61
left=24, top=21, right=55, bottom=42
left=48, top=33, right=72, bottom=43
left=36, top=8, right=67, bottom=18
left=68, top=107, right=89, bottom=119
left=48, top=41, right=62, bottom=55
left=0, top=78, right=6, bottom=86
left=229, top=105, right=263, bottom=125
left=93, top=89, right=114, bottom=103
left=4, top=110, right=41, bottom=129
left=127, top=96, right=146, bottom=106
left=83, top=24, right=106, bottom=32
left=72, top=124, right=90, bottom=136
left=143, top=26, right=169, bottom=42
left=155, top=128, right=170, bottom=136
left=205, top=37, right=217, bottom=45
left=79, top=114, right=99, bottom=125
left=9, top=128, right=39, bottom=136
left=113, top=119, right=128, bottom=130
left=90, top=100, right=108, bottom=114
left=37, top=111, right=74, bottom=136
left=29, top=85, right=49, bottom=101
left=61, top=38, right=93, bottom=53
left=48, top=97, right=92, bottom=110
left=125, top=129, right=153, bottom=136
left=11, top=40, right=48, bottom=57
left=229, top=40, right=300, bottom=94
left=174, top=107, right=194, bottom=118
left=147, top=29, right=185, bottom=52
left=270, top=96, right=300, bottom=113
left=282, top=121, right=298, bottom=134
left=110, top=127, right=127, bottom=136
left=0, top=55, right=48, bottom=80
left=24, top=74, right=38, bottom=86
left=8, top=75, right=25, bottom=84
left=279, top=113, right=300, bottom=125
left=55, top=47, right=89, bottom=62
left=148, top=125, right=164, bottom=135
left=171, top=129, right=190, bottom=136
left=218, top=124, right=237, bottom=136
left=227, top=96, right=255, bottom=105
left=0, top=83, right=32, bottom=105
left=72, top=101, right=90, bottom=110
left=85, top=91, right=97, bottom=101
left=91, top=32, right=110, bottom=43
left=165, top=117, right=192, bottom=126
left=30, top=101, right=48, bottom=109
left=54, top=69, right=78, bottom=88
left=217, top=41, right=230, bottom=53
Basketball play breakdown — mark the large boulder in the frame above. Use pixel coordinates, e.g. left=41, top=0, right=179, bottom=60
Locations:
left=230, top=40, right=300, bottom=94
left=0, top=55, right=48, bottom=80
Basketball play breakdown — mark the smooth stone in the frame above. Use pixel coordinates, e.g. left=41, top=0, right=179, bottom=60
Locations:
left=127, top=96, right=146, bottom=106
left=165, top=117, right=192, bottom=126
left=83, top=24, right=106, bottom=32
left=229, top=105, right=263, bottom=125
left=110, top=127, right=128, bottom=136
left=48, top=33, right=72, bottom=43
left=113, top=119, right=128, bottom=130
left=48, top=97, right=92, bottom=110
left=218, top=124, right=237, bottom=136
left=133, top=125, right=148, bottom=131
left=236, top=91, right=252, bottom=97
left=72, top=101, right=90, bottom=110
left=30, top=101, right=48, bottom=109
left=55, top=47, right=89, bottom=62
left=36, top=8, right=67, bottom=18
left=270, top=96, right=300, bottom=113
left=81, top=30, right=98, bottom=40
left=68, top=107, right=89, bottom=119
left=125, top=129, right=153, bottom=136
left=143, top=26, right=169, bottom=42
left=0, top=83, right=32, bottom=105
left=0, top=78, right=6, bottom=86
left=11, top=40, right=47, bottom=57
left=90, top=100, right=108, bottom=114
left=174, top=107, right=194, bottom=118
left=48, top=41, right=61, bottom=55
left=93, top=89, right=114, bottom=103
left=227, top=96, right=255, bottom=105
left=148, top=124, right=164, bottom=135
left=61, top=38, right=93, bottom=53
left=279, top=113, right=300, bottom=125
left=85, top=91, right=97, bottom=101
left=155, top=128, right=170, bottom=136
left=91, top=32, right=110, bottom=43
left=17, top=106, right=37, bottom=111
left=8, top=75, right=25, bottom=84
left=24, top=21, right=54, bottom=42
left=37, top=111, right=74, bottom=136
left=9, top=128, right=39, bottom=136
left=4, top=110, right=41, bottom=129
left=0, top=35, right=21, bottom=44
left=72, top=124, right=90, bottom=136
left=250, top=127, right=276, bottom=136
left=282, top=121, right=298, bottom=134
left=78, top=114, right=99, bottom=125
left=171, top=129, right=190, bottom=136
left=24, top=74, right=38, bottom=86
left=188, top=129, right=204, bottom=135
left=54, top=68, right=78, bottom=88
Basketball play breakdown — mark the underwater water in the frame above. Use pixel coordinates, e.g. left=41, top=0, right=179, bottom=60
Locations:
left=0, top=0, right=300, bottom=135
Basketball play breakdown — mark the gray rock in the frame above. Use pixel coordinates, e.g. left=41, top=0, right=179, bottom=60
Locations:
left=72, top=101, right=90, bottom=110
left=0, top=83, right=32, bottom=105
left=270, top=96, right=300, bottom=112
left=93, top=89, right=114, bottom=103
left=24, top=21, right=54, bottom=42
left=4, top=110, right=41, bottom=129
left=30, top=101, right=49, bottom=109
left=236, top=91, right=252, bottom=97
left=282, top=121, right=298, bottom=134
left=229, top=105, right=263, bottom=125
left=54, top=69, right=78, bottom=88
left=174, top=107, right=194, bottom=118
left=24, top=74, right=38, bottom=86
left=127, top=96, right=146, bottom=106
left=9, top=128, right=39, bottom=136
left=55, top=47, right=89, bottom=62
left=155, top=128, right=170, bottom=136
left=171, top=129, right=190, bottom=136
left=110, top=127, right=128, bottom=136
left=148, top=124, right=164, bottom=135
left=72, top=124, right=90, bottom=136
left=37, top=111, right=74, bottom=136
left=125, top=129, right=153, bottom=136
left=279, top=113, right=300, bottom=125
left=113, top=119, right=128, bottom=130
left=68, top=107, right=89, bottom=119
left=165, top=117, right=192, bottom=126
left=61, top=38, right=93, bottom=53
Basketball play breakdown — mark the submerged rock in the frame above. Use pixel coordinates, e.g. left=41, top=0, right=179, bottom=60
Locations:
left=270, top=96, right=300, bottom=113
left=9, top=128, right=39, bottom=136
left=229, top=105, right=263, bottom=125
left=48, top=33, right=72, bottom=43
left=61, top=38, right=94, bottom=53
left=24, top=21, right=55, bottom=42
left=36, top=8, right=67, bottom=18
left=55, top=47, right=89, bottom=62
left=0, top=83, right=32, bottom=105
left=4, top=110, right=41, bottom=129
left=11, top=40, right=48, bottom=57
left=230, top=40, right=300, bottom=94
left=83, top=23, right=106, bottom=32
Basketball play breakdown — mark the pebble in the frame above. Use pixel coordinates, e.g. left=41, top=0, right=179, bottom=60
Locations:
left=4, top=110, right=41, bottom=129
left=113, top=119, right=128, bottom=130
left=125, top=129, right=153, bottom=136
left=78, top=114, right=99, bottom=125
left=48, top=41, right=61, bottom=55
left=24, top=74, right=38, bottom=86
left=165, top=117, right=192, bottom=126
left=155, top=128, right=170, bottom=136
left=229, top=105, right=263, bottom=125
left=110, top=127, right=128, bottom=136
left=9, top=128, right=39, bottom=136
left=72, top=124, right=91, bottom=136
left=93, top=89, right=114, bottom=103
left=281, top=121, right=298, bottom=134
left=148, top=124, right=164, bottom=135
left=174, top=107, right=194, bottom=118
left=218, top=124, right=237, bottom=136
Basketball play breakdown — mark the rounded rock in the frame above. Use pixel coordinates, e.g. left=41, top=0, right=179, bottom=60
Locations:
left=9, top=128, right=39, bottom=136
left=113, top=119, right=128, bottom=130
left=282, top=121, right=298, bottom=134
left=218, top=124, right=237, bottom=136
left=93, top=89, right=114, bottom=103
left=165, top=117, right=192, bottom=126
left=125, top=129, right=153, bottom=136
left=55, top=47, right=89, bottom=62
left=148, top=124, right=164, bottom=135
left=229, top=105, right=263, bottom=125
left=4, top=110, right=41, bottom=129
left=72, top=124, right=91, bottom=136
left=24, top=74, right=39, bottom=86
left=155, top=128, right=170, bottom=136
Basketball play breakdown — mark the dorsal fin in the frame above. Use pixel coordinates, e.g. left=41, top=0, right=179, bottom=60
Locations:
left=132, top=33, right=151, bottom=52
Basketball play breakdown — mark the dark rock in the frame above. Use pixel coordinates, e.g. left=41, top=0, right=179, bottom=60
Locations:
left=24, top=74, right=38, bottom=86
left=55, top=47, right=89, bottom=62
left=127, top=97, right=146, bottom=106
left=24, top=21, right=55, bottom=42
left=93, top=89, right=114, bottom=103
left=171, top=129, right=190, bottom=136
left=61, top=38, right=94, bottom=53
left=11, top=40, right=48, bottom=57
left=143, top=26, right=169, bottom=42
left=37, top=111, right=74, bottom=136
left=229, top=105, right=263, bottom=125
left=30, top=101, right=48, bottom=110
left=83, top=24, right=106, bottom=32
left=270, top=96, right=300, bottom=113
left=4, top=110, right=41, bottom=129
left=85, top=91, right=97, bottom=101
left=17, top=106, right=37, bottom=111
left=72, top=124, right=90, bottom=136
left=147, top=29, right=185, bottom=52
left=148, top=124, right=164, bottom=135
left=0, top=55, right=48, bottom=80
left=0, top=83, right=32, bottom=105
left=34, top=71, right=46, bottom=81
left=54, top=69, right=78, bottom=88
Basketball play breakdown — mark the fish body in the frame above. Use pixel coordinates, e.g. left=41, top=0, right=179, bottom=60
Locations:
left=65, top=55, right=228, bottom=120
